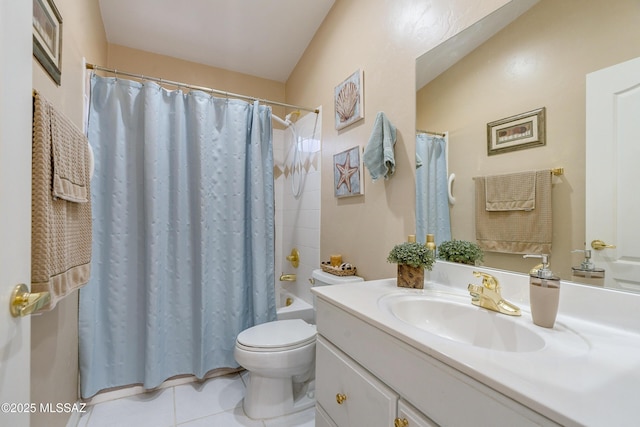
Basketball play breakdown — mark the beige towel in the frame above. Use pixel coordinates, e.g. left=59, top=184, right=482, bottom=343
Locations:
left=475, top=170, right=552, bottom=254
left=51, top=105, right=89, bottom=203
left=32, top=91, right=92, bottom=311
left=485, top=171, right=536, bottom=211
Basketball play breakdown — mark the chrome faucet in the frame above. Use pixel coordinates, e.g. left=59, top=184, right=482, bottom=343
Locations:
left=467, top=271, right=521, bottom=316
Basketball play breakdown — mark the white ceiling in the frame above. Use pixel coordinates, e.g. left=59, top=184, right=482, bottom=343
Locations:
left=98, top=0, right=335, bottom=83
left=416, top=0, right=538, bottom=90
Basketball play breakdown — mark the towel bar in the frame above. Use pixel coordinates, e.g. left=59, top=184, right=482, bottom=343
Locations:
left=473, top=168, right=565, bottom=180
left=551, top=167, right=564, bottom=176
left=10, top=284, right=50, bottom=317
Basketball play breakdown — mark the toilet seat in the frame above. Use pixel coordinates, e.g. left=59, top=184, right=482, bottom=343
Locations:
left=236, top=319, right=316, bottom=352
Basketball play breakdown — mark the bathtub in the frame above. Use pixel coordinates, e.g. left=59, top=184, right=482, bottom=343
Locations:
left=276, top=291, right=314, bottom=323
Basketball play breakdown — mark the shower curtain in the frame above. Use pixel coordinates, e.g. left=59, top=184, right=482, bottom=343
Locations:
left=416, top=133, right=451, bottom=246
left=79, top=75, right=276, bottom=398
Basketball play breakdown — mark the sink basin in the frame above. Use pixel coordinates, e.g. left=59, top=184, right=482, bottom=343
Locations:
left=378, top=293, right=545, bottom=352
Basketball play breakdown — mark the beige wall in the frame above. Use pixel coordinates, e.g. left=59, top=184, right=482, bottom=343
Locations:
left=286, top=0, right=511, bottom=280
left=106, top=44, right=287, bottom=120
left=416, top=0, right=640, bottom=279
left=31, top=0, right=107, bottom=426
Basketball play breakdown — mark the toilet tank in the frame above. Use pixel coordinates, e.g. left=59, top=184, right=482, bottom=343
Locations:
left=311, top=269, right=364, bottom=286
left=310, top=269, right=363, bottom=323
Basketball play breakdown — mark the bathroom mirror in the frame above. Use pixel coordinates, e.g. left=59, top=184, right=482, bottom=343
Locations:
left=415, top=0, right=640, bottom=293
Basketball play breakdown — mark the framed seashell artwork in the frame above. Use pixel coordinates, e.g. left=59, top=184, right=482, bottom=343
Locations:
left=334, top=69, right=364, bottom=130
left=333, top=146, right=364, bottom=198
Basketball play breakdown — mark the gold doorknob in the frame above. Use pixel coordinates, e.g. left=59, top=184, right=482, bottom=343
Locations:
left=394, top=418, right=409, bottom=427
left=10, top=284, right=51, bottom=317
left=286, top=248, right=300, bottom=268
left=591, top=240, right=616, bottom=251
left=335, top=393, right=347, bottom=404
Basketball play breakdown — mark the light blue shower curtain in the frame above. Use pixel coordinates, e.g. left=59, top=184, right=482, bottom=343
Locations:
left=416, top=133, right=451, bottom=246
left=79, top=75, right=276, bottom=398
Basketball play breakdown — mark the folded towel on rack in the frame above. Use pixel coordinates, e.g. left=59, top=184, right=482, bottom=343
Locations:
left=475, top=170, right=552, bottom=254
left=485, top=171, right=536, bottom=211
left=32, top=91, right=92, bottom=311
left=50, top=104, right=90, bottom=203
left=363, top=112, right=397, bottom=180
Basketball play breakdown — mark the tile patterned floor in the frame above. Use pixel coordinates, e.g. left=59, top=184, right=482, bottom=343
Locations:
left=77, top=373, right=315, bottom=427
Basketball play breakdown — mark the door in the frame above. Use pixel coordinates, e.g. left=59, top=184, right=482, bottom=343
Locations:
left=586, top=56, right=640, bottom=291
left=0, top=0, right=32, bottom=425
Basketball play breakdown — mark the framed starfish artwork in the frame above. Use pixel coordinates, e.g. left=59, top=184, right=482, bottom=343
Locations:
left=333, top=146, right=364, bottom=198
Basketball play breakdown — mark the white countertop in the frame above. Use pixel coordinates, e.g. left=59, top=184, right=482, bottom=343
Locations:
left=312, top=261, right=640, bottom=427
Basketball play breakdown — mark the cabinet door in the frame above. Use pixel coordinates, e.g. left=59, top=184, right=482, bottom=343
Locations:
left=316, top=336, right=398, bottom=427
left=395, top=400, right=439, bottom=427
left=316, top=404, right=338, bottom=427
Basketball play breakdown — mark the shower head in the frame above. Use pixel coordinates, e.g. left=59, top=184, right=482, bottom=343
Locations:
left=273, top=110, right=300, bottom=128
left=285, top=110, right=301, bottom=123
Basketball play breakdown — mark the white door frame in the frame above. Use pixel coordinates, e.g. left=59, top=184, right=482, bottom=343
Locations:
left=0, top=0, right=33, bottom=425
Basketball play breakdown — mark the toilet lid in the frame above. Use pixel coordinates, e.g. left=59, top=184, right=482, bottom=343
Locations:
left=236, top=319, right=316, bottom=349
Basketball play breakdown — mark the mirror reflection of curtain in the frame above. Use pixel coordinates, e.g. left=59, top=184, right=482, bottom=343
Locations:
left=416, top=133, right=451, bottom=246
left=79, top=74, right=276, bottom=398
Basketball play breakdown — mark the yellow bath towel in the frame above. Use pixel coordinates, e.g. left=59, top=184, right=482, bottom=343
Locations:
left=32, top=91, right=92, bottom=311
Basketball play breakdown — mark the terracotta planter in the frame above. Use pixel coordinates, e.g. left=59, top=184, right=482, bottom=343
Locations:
left=397, top=264, right=424, bottom=289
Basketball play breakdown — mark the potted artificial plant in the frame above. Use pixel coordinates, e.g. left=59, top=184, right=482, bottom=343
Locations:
left=437, top=239, right=484, bottom=266
left=387, top=241, right=435, bottom=289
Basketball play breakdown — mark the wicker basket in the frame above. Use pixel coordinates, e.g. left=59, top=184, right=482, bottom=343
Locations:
left=320, top=263, right=357, bottom=277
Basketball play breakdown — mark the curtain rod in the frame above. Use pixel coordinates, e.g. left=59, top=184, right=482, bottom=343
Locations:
left=85, top=63, right=319, bottom=114
left=417, top=129, right=446, bottom=137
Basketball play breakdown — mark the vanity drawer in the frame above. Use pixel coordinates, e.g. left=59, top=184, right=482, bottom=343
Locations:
left=316, top=336, right=398, bottom=427
left=396, top=399, right=438, bottom=427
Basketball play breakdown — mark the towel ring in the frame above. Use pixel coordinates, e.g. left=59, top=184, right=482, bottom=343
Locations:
left=448, top=173, right=456, bottom=205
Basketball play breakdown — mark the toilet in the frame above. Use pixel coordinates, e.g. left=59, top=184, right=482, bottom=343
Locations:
left=234, top=269, right=363, bottom=419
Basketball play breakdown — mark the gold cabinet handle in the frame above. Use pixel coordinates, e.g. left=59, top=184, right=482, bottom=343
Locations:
left=10, top=284, right=50, bottom=317
left=591, top=239, right=616, bottom=251
left=394, top=418, right=409, bottom=427
left=336, top=393, right=347, bottom=404
left=286, top=248, right=300, bottom=268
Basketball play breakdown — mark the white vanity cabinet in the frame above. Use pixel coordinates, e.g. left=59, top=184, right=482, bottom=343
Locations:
left=316, top=337, right=398, bottom=426
left=316, top=336, right=436, bottom=427
left=315, top=297, right=559, bottom=427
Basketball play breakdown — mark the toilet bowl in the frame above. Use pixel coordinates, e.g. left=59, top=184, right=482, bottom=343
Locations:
left=234, top=319, right=317, bottom=419
left=234, top=270, right=363, bottom=420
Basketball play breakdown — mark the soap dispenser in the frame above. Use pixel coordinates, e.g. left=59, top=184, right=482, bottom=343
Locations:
left=571, top=248, right=605, bottom=286
left=425, top=234, right=436, bottom=252
left=523, top=254, right=560, bottom=328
